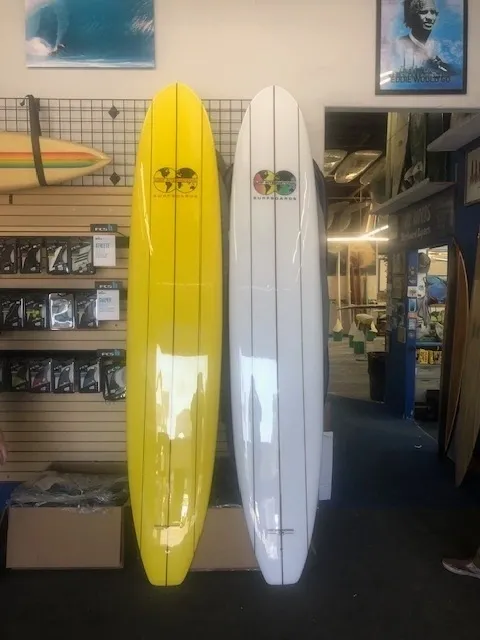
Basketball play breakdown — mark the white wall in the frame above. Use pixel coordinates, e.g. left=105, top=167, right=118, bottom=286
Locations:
left=1, top=0, right=480, bottom=159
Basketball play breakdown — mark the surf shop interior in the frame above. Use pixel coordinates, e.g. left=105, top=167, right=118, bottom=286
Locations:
left=325, top=109, right=480, bottom=452
left=2, top=4, right=480, bottom=630
left=1, top=101, right=480, bottom=581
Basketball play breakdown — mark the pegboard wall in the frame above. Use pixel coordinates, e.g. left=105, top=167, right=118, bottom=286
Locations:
left=0, top=97, right=250, bottom=187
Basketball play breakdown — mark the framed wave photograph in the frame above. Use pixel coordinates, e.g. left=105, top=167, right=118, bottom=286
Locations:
left=25, top=0, right=155, bottom=68
left=376, top=0, right=468, bottom=95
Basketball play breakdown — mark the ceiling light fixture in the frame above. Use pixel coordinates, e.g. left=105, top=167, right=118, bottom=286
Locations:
left=327, top=236, right=389, bottom=243
left=363, top=224, right=389, bottom=238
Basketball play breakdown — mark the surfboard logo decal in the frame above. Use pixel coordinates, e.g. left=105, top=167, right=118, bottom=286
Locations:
left=154, top=167, right=198, bottom=196
left=253, top=170, right=297, bottom=199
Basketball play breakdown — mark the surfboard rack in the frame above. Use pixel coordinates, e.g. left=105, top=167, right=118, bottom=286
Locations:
left=1, top=95, right=251, bottom=189
left=23, top=94, right=47, bottom=187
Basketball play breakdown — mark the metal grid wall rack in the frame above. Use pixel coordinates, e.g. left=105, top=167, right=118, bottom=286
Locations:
left=0, top=97, right=250, bottom=187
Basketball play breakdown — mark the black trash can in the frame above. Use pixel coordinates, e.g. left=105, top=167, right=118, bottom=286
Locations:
left=367, top=352, right=386, bottom=402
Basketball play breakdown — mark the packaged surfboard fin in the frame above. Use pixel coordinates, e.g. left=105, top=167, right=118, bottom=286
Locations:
left=77, top=357, right=100, bottom=393
left=18, top=238, right=43, bottom=274
left=52, top=358, right=75, bottom=394
left=10, top=360, right=29, bottom=392
left=47, top=237, right=70, bottom=274
left=1, top=295, right=24, bottom=329
left=75, top=291, right=99, bottom=329
left=29, top=358, right=52, bottom=393
left=103, top=359, right=126, bottom=401
left=70, top=237, right=95, bottom=275
left=0, top=238, right=17, bottom=274
left=24, top=293, right=48, bottom=329
left=49, top=292, right=75, bottom=330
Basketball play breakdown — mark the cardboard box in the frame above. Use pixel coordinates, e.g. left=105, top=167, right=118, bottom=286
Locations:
left=7, top=506, right=124, bottom=570
left=6, top=462, right=126, bottom=570
left=192, top=506, right=257, bottom=571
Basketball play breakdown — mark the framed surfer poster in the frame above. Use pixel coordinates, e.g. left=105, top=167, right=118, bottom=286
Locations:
left=376, top=0, right=468, bottom=95
left=25, top=0, right=155, bottom=68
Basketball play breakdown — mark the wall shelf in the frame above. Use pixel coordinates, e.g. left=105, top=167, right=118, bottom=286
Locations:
left=373, top=179, right=455, bottom=217
left=427, top=114, right=480, bottom=152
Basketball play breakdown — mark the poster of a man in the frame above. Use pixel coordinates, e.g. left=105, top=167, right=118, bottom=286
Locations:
left=376, top=0, right=467, bottom=94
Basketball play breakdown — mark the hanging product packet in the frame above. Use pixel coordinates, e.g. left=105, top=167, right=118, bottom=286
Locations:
left=46, top=237, right=70, bottom=275
left=70, top=237, right=96, bottom=275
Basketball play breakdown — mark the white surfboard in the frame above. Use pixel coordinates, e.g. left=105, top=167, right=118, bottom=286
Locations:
left=230, top=86, right=324, bottom=585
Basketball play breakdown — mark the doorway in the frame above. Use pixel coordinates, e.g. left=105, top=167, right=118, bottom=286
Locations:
left=415, top=245, right=449, bottom=438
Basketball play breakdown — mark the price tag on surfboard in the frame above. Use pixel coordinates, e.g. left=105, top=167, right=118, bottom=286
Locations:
left=93, top=234, right=116, bottom=267
left=96, top=289, right=120, bottom=321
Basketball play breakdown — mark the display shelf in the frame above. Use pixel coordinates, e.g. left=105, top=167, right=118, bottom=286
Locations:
left=0, top=185, right=129, bottom=482
left=427, top=114, right=480, bottom=152
left=373, top=179, right=455, bottom=217
left=0, top=184, right=229, bottom=483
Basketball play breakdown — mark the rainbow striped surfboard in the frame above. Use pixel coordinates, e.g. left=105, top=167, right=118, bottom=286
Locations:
left=0, top=131, right=111, bottom=192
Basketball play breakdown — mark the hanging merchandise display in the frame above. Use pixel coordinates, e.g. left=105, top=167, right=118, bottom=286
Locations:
left=230, top=85, right=325, bottom=586
left=126, top=83, right=222, bottom=587
left=0, top=236, right=99, bottom=276
left=0, top=290, right=104, bottom=331
left=0, top=96, right=129, bottom=504
left=0, top=353, right=122, bottom=397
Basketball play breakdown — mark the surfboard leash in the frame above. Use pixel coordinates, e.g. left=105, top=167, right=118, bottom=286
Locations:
left=24, top=94, right=47, bottom=188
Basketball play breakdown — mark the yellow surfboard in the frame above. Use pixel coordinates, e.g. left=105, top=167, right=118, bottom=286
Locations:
left=127, top=83, right=222, bottom=586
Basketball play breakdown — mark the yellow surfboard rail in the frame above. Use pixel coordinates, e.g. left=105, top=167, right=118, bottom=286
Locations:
left=127, top=83, right=222, bottom=586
